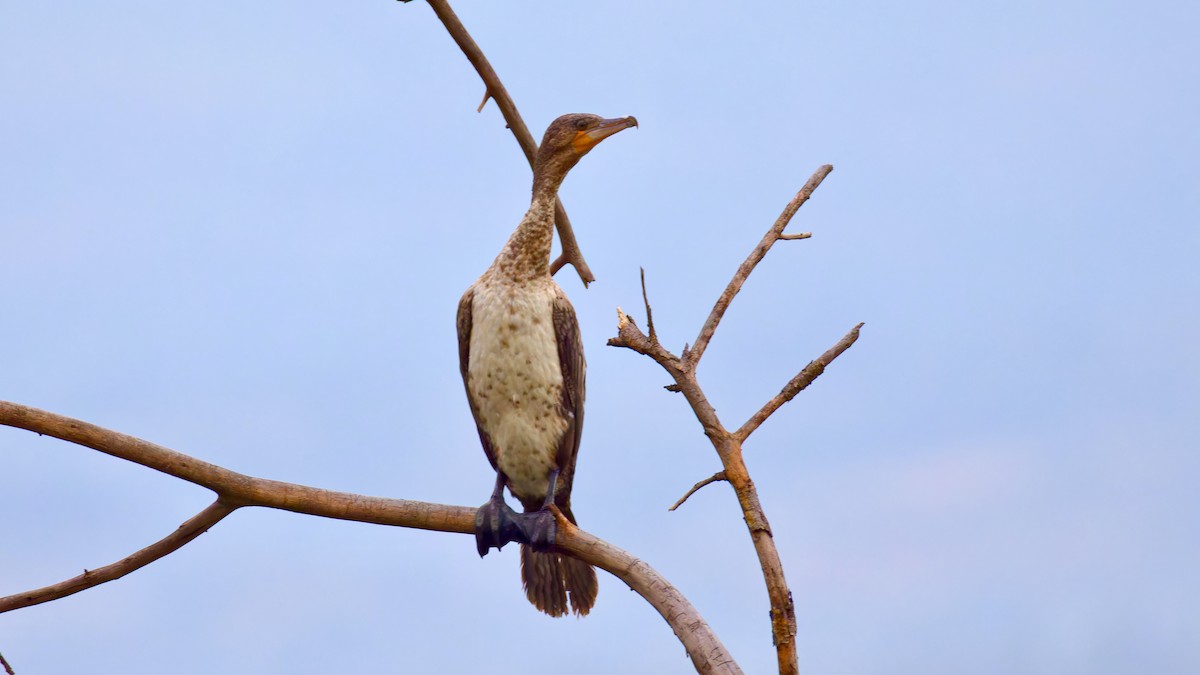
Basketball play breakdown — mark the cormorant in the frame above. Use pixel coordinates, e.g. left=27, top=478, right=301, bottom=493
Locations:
left=457, top=113, right=637, bottom=616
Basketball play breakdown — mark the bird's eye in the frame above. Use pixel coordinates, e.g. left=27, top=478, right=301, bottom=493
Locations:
left=574, top=119, right=589, bottom=130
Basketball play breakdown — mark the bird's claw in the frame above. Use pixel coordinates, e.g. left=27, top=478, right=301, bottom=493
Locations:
left=475, top=498, right=522, bottom=557
left=520, top=508, right=558, bottom=552
left=475, top=500, right=558, bottom=556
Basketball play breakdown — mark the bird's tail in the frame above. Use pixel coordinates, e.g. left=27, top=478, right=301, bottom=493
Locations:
left=520, top=544, right=597, bottom=617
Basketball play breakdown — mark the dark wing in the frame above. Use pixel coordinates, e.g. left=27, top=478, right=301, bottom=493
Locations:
left=457, top=287, right=498, bottom=472
left=551, top=287, right=586, bottom=521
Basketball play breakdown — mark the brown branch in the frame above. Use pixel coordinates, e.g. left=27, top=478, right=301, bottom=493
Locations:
left=0, top=651, right=14, bottom=675
left=686, top=164, right=833, bottom=369
left=0, top=401, right=739, bottom=674
left=608, top=165, right=850, bottom=675
left=607, top=308, right=681, bottom=373
left=613, top=300, right=798, bottom=671
left=0, top=500, right=234, bottom=613
left=735, top=322, right=864, bottom=442
left=668, top=471, right=727, bottom=511
left=422, top=0, right=595, bottom=286
left=664, top=371, right=797, bottom=675
left=553, top=511, right=741, bottom=674
left=640, top=267, right=657, bottom=343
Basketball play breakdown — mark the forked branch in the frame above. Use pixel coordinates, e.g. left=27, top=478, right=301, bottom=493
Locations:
left=610, top=164, right=857, bottom=675
left=422, top=0, right=595, bottom=285
left=686, top=164, right=833, bottom=369
left=0, top=401, right=740, bottom=675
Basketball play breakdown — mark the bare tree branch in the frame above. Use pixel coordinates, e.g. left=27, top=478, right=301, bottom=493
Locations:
left=422, top=0, right=595, bottom=286
left=640, top=267, right=657, bottom=343
left=0, top=501, right=234, bottom=613
left=668, top=471, right=727, bottom=511
left=0, top=651, right=14, bottom=675
left=0, top=401, right=740, bottom=674
left=735, top=322, right=864, bottom=442
left=608, top=308, right=681, bottom=372
left=660, top=368, right=798, bottom=675
left=609, top=165, right=854, bottom=675
left=686, top=164, right=833, bottom=369
left=614, top=299, right=800, bottom=672
left=552, top=511, right=741, bottom=674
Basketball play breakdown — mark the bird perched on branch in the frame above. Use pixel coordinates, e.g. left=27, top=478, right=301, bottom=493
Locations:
left=457, top=113, right=637, bottom=617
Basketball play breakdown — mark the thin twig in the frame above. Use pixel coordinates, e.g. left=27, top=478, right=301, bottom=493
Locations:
left=686, top=165, right=833, bottom=369
left=640, top=267, right=657, bottom=343
left=0, top=501, right=234, bottom=613
left=0, top=401, right=740, bottom=675
left=0, top=651, right=14, bottom=675
left=668, top=471, right=727, bottom=511
left=422, top=0, right=595, bottom=285
left=736, top=323, right=863, bottom=442
left=778, top=232, right=812, bottom=240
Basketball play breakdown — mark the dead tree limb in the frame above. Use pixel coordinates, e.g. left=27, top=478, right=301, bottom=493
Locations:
left=0, top=400, right=741, bottom=675
left=0, top=500, right=234, bottom=613
left=422, top=0, right=595, bottom=286
left=609, top=164, right=861, bottom=675
left=686, top=165, right=834, bottom=369
left=668, top=471, right=727, bottom=512
left=735, top=322, right=863, bottom=443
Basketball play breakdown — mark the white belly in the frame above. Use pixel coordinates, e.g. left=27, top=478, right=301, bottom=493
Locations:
left=468, top=281, right=568, bottom=502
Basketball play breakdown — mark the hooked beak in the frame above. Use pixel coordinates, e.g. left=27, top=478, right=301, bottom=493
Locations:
left=573, top=116, right=638, bottom=154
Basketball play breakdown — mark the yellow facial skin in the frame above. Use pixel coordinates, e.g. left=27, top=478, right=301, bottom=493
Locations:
left=572, top=116, right=638, bottom=154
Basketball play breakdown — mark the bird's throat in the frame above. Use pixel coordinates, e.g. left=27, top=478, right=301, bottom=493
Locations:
left=492, top=192, right=557, bottom=281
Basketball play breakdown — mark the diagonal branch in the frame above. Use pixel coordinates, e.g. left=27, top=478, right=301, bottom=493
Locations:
left=669, top=471, right=727, bottom=511
left=552, top=512, right=742, bottom=675
left=0, top=401, right=740, bottom=675
left=735, top=322, right=864, bottom=442
left=686, top=164, right=833, bottom=369
left=0, top=500, right=234, bottom=613
left=422, top=0, right=595, bottom=286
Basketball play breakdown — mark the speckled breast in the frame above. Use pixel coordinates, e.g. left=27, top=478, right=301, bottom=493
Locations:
left=467, top=279, right=569, bottom=502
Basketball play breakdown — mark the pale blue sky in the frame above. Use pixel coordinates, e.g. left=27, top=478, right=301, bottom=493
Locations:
left=2, top=1, right=1198, bottom=673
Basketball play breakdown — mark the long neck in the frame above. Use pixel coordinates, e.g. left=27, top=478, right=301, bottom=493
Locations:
left=490, top=164, right=565, bottom=282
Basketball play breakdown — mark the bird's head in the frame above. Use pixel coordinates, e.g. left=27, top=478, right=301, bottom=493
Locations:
left=533, top=113, right=638, bottom=194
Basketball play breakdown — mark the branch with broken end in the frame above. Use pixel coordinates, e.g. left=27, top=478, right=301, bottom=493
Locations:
left=0, top=401, right=740, bottom=675
left=735, top=322, right=864, bottom=442
left=607, top=307, right=681, bottom=371
left=686, top=164, right=833, bottom=370
left=421, top=0, right=595, bottom=285
left=608, top=164, right=853, bottom=675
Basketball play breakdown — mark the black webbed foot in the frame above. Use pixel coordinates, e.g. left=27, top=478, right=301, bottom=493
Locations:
left=517, top=507, right=558, bottom=552
left=475, top=497, right=522, bottom=557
